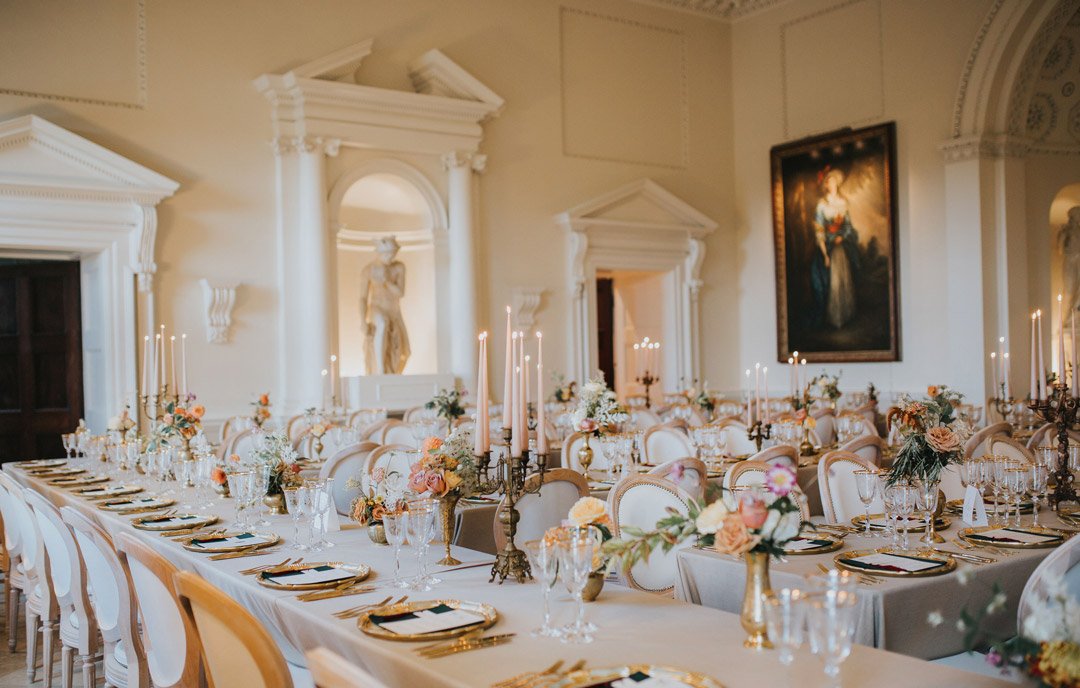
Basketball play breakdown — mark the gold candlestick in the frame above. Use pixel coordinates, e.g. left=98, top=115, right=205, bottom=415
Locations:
left=1028, top=383, right=1079, bottom=511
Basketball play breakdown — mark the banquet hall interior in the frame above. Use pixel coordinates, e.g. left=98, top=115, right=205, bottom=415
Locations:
left=1, top=0, right=1080, bottom=686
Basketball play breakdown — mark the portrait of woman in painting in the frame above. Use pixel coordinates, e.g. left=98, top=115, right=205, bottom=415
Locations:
left=771, top=122, right=899, bottom=363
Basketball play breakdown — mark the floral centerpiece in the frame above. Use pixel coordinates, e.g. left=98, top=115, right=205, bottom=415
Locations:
left=570, top=377, right=627, bottom=476
left=407, top=428, right=480, bottom=565
left=552, top=372, right=577, bottom=404
left=107, top=407, right=136, bottom=434
left=249, top=431, right=302, bottom=512
left=688, top=381, right=716, bottom=418
left=425, top=386, right=467, bottom=423
left=251, top=392, right=271, bottom=428
left=811, top=372, right=843, bottom=405
left=887, top=385, right=972, bottom=483
left=541, top=496, right=614, bottom=601
left=605, top=465, right=805, bottom=648
left=149, top=400, right=204, bottom=457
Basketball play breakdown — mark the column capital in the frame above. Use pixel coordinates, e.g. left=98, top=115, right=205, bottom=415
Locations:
left=442, top=150, right=486, bottom=173
left=271, top=136, right=342, bottom=157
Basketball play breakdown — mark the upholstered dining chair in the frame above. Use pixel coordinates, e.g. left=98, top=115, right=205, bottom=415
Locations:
left=319, top=441, right=380, bottom=514
left=629, top=408, right=663, bottom=432
left=963, top=421, right=1013, bottom=459
left=1025, top=423, right=1080, bottom=450
left=174, top=571, right=313, bottom=688
left=646, top=458, right=707, bottom=502
left=716, top=420, right=759, bottom=457
left=608, top=476, right=693, bottom=595
left=850, top=402, right=877, bottom=430
left=362, top=444, right=414, bottom=491
left=493, top=469, right=590, bottom=551
left=379, top=420, right=414, bottom=446
left=643, top=425, right=696, bottom=465
left=839, top=434, right=887, bottom=467
left=26, top=490, right=99, bottom=688
left=722, top=459, right=768, bottom=491
left=562, top=432, right=592, bottom=473
left=810, top=409, right=837, bottom=446
left=219, top=427, right=258, bottom=462
left=61, top=507, right=147, bottom=688
left=817, top=451, right=883, bottom=524
left=0, top=472, right=26, bottom=652
left=306, top=647, right=390, bottom=688
left=355, top=417, right=390, bottom=442
left=0, top=472, right=55, bottom=685
left=749, top=445, right=798, bottom=470
left=988, top=435, right=1035, bottom=464
left=114, top=533, right=201, bottom=688
left=285, top=414, right=310, bottom=442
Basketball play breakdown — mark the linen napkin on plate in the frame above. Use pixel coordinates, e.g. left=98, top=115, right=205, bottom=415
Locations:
left=262, top=565, right=354, bottom=586
left=967, top=528, right=1062, bottom=545
left=837, top=552, right=946, bottom=573
left=368, top=604, right=485, bottom=635
left=192, top=532, right=260, bottom=548
left=784, top=537, right=834, bottom=551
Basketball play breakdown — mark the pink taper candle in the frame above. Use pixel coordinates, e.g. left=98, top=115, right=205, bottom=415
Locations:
left=763, top=366, right=769, bottom=423
left=511, top=334, right=521, bottom=456
left=1038, top=310, right=1045, bottom=398
left=475, top=333, right=486, bottom=456
left=518, top=332, right=527, bottom=445
left=537, top=332, right=546, bottom=454
left=502, top=306, right=513, bottom=429
left=1031, top=312, right=1038, bottom=401
left=991, top=352, right=998, bottom=396
left=1060, top=295, right=1068, bottom=388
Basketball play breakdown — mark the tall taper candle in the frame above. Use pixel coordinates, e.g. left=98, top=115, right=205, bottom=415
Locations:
left=181, top=334, right=188, bottom=398
left=481, top=333, right=489, bottom=452
left=1038, top=310, right=1045, bottom=398
left=503, top=307, right=513, bottom=428
left=1003, top=353, right=1010, bottom=400
left=475, top=333, right=486, bottom=456
left=511, top=333, right=521, bottom=456
left=330, top=354, right=338, bottom=402
left=158, top=324, right=165, bottom=394
left=744, top=369, right=751, bottom=425
left=141, top=335, right=150, bottom=398
left=524, top=355, right=531, bottom=408
left=1031, top=312, right=1038, bottom=401
left=763, top=366, right=770, bottom=423
left=152, top=334, right=160, bottom=396
left=169, top=336, right=177, bottom=394
left=537, top=332, right=546, bottom=455
left=321, top=369, right=329, bottom=410
left=800, top=359, right=807, bottom=397
left=754, top=363, right=761, bottom=424
left=1060, top=295, right=1068, bottom=387
left=991, top=352, right=999, bottom=397
left=1073, top=310, right=1078, bottom=397
left=519, top=332, right=527, bottom=444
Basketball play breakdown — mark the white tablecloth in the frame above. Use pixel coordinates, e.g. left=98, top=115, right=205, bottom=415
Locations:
left=7, top=460, right=1015, bottom=688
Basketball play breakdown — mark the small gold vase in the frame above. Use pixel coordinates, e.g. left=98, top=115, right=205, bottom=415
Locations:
left=578, top=434, right=594, bottom=477
left=799, top=426, right=815, bottom=457
left=437, top=493, right=461, bottom=566
left=367, top=522, right=388, bottom=545
left=583, top=571, right=604, bottom=602
left=740, top=550, right=773, bottom=650
left=263, top=491, right=287, bottom=515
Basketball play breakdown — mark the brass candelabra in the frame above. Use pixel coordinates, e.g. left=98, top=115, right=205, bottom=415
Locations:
left=475, top=428, right=548, bottom=583
left=747, top=420, right=772, bottom=452
left=1027, top=383, right=1079, bottom=511
left=636, top=371, right=659, bottom=409
left=990, top=382, right=1020, bottom=426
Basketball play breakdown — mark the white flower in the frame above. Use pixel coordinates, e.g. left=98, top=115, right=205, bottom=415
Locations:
left=956, top=619, right=967, bottom=632
left=957, top=567, right=974, bottom=586
left=986, top=591, right=1007, bottom=615
left=927, top=611, right=943, bottom=628
left=695, top=501, right=729, bottom=535
left=771, top=511, right=802, bottom=542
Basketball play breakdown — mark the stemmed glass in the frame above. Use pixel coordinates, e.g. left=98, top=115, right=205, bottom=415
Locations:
left=384, top=511, right=409, bottom=588
left=1030, top=464, right=1049, bottom=527
left=523, top=539, right=561, bottom=638
left=311, top=479, right=336, bottom=550
left=600, top=435, right=620, bottom=480
left=226, top=470, right=255, bottom=530
left=1005, top=467, right=1027, bottom=528
left=61, top=433, right=76, bottom=459
left=853, top=470, right=878, bottom=537
left=406, top=498, right=437, bottom=591
left=990, top=456, right=1009, bottom=525
left=282, top=485, right=308, bottom=550
left=252, top=463, right=272, bottom=527
left=890, top=483, right=915, bottom=551
left=764, top=588, right=805, bottom=666
left=558, top=529, right=595, bottom=644
left=807, top=590, right=858, bottom=685
left=880, top=479, right=898, bottom=547
left=913, top=478, right=940, bottom=552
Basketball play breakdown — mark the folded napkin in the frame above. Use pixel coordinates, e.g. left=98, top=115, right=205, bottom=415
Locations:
left=369, top=604, right=485, bottom=635
left=141, top=515, right=200, bottom=527
left=785, top=538, right=834, bottom=552
left=866, top=516, right=931, bottom=529
left=80, top=485, right=133, bottom=496
left=967, top=528, right=1062, bottom=545
left=262, top=565, right=354, bottom=586
left=192, top=533, right=270, bottom=548
left=838, top=552, right=946, bottom=573
left=582, top=671, right=688, bottom=688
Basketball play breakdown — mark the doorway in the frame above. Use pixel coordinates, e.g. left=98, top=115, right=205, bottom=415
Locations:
left=595, top=269, right=669, bottom=404
left=0, top=259, right=83, bottom=460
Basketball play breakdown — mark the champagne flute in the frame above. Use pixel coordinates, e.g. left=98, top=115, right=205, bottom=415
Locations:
left=891, top=483, right=915, bottom=551
left=1006, top=467, right=1027, bottom=528
left=853, top=470, right=878, bottom=537
left=61, top=433, right=76, bottom=459
left=226, top=469, right=255, bottom=531
left=282, top=486, right=307, bottom=550
left=523, top=539, right=561, bottom=638
left=807, top=590, right=858, bottom=683
left=558, top=530, right=595, bottom=644
left=1030, top=464, right=1049, bottom=527
left=406, top=498, right=436, bottom=591
left=913, top=478, right=940, bottom=552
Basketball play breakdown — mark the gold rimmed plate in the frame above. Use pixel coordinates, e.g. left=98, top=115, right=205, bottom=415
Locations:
left=73, top=484, right=143, bottom=500
left=462, top=495, right=500, bottom=505
left=255, top=562, right=370, bottom=591
left=132, top=513, right=219, bottom=532
left=99, top=497, right=176, bottom=514
left=834, top=548, right=955, bottom=578
left=28, top=466, right=85, bottom=477
left=945, top=498, right=1033, bottom=515
left=50, top=474, right=109, bottom=487
left=783, top=534, right=843, bottom=556
left=358, top=599, right=496, bottom=642
left=18, top=459, right=67, bottom=469
left=851, top=513, right=951, bottom=533
left=549, top=665, right=724, bottom=688
left=959, top=525, right=1069, bottom=549
left=183, top=531, right=280, bottom=553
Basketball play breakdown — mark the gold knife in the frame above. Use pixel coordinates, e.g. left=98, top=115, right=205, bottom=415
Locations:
left=422, top=634, right=515, bottom=658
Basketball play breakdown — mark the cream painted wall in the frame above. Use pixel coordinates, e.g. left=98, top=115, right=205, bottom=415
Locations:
left=728, top=0, right=998, bottom=401
left=0, top=0, right=731, bottom=423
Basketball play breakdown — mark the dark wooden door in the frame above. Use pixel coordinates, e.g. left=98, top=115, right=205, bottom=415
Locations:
left=595, top=277, right=615, bottom=387
left=0, top=260, right=83, bottom=461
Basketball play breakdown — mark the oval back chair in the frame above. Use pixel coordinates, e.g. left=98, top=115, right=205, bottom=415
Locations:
left=608, top=476, right=693, bottom=595
left=817, top=450, right=883, bottom=523
left=646, top=458, right=707, bottom=501
left=493, top=469, right=590, bottom=551
left=643, top=425, right=696, bottom=465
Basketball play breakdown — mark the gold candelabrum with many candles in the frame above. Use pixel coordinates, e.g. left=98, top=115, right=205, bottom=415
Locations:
left=138, top=384, right=193, bottom=468
left=1028, top=383, right=1079, bottom=511
left=475, top=428, right=548, bottom=583
left=990, top=382, right=1020, bottom=427
left=636, top=371, right=659, bottom=409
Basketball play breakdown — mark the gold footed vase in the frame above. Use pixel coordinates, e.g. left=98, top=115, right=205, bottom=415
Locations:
left=578, top=435, right=594, bottom=477
left=740, top=551, right=773, bottom=650
left=367, top=522, right=388, bottom=545
left=583, top=572, right=604, bottom=602
left=263, top=491, right=287, bottom=515
left=438, top=493, right=462, bottom=566
left=799, top=426, right=815, bottom=457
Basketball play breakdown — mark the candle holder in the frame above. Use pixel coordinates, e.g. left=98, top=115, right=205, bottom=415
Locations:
left=989, top=382, right=1021, bottom=427
left=1027, top=383, right=1079, bottom=511
left=475, top=428, right=548, bottom=583
left=747, top=420, right=772, bottom=453
left=636, top=371, right=659, bottom=409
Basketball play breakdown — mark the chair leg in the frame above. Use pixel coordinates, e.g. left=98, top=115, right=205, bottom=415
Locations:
left=61, top=645, right=73, bottom=688
left=42, top=618, right=57, bottom=688
left=6, top=587, right=18, bottom=652
left=79, top=653, right=95, bottom=688
left=25, top=608, right=38, bottom=683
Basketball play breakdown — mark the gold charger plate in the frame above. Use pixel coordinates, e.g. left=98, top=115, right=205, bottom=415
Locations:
left=182, top=530, right=280, bottom=553
left=549, top=665, right=724, bottom=688
left=945, top=498, right=1033, bottom=515
left=50, top=474, right=109, bottom=487
left=851, top=513, right=952, bottom=533
left=74, top=485, right=143, bottom=499
left=18, top=459, right=67, bottom=468
left=782, top=534, right=843, bottom=556
left=959, top=526, right=1069, bottom=549
left=132, top=513, right=219, bottom=532
left=834, top=548, right=956, bottom=578
left=28, top=467, right=86, bottom=477
left=255, top=562, right=370, bottom=591
left=357, top=599, right=496, bottom=642
left=99, top=497, right=176, bottom=514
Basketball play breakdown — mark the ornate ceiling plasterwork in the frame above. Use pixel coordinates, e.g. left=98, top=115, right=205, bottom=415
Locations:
left=627, top=0, right=791, bottom=21
left=1024, top=7, right=1080, bottom=151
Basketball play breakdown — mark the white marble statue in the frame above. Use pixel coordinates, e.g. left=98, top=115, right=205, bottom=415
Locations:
left=359, top=236, right=410, bottom=375
left=1059, top=206, right=1080, bottom=319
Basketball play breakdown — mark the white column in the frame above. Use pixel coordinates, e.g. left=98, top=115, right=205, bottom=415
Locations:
left=443, top=151, right=484, bottom=389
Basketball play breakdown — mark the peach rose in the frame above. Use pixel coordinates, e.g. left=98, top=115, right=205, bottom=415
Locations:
left=371, top=505, right=386, bottom=522
left=579, top=419, right=599, bottom=433
left=191, top=404, right=205, bottom=419
left=927, top=386, right=939, bottom=398
left=422, top=436, right=444, bottom=454
left=425, top=472, right=447, bottom=496
left=408, top=470, right=427, bottom=493
left=259, top=393, right=270, bottom=406
left=926, top=426, right=961, bottom=453
left=568, top=497, right=608, bottom=527
left=738, top=496, right=769, bottom=530
left=351, top=500, right=368, bottom=524
left=714, top=513, right=760, bottom=556
left=211, top=466, right=227, bottom=485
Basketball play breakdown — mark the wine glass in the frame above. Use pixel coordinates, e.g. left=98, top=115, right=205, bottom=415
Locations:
left=313, top=478, right=336, bottom=550
left=990, top=456, right=1009, bottom=525
left=890, top=483, right=915, bottom=551
left=523, top=539, right=561, bottom=638
left=61, top=433, right=76, bottom=459
left=282, top=486, right=307, bottom=550
left=764, top=588, right=805, bottom=666
left=807, top=589, right=858, bottom=683
left=1005, top=467, right=1027, bottom=528
left=406, top=498, right=437, bottom=591
left=558, top=529, right=595, bottom=644
left=880, top=478, right=898, bottom=547
left=384, top=511, right=409, bottom=588
left=1030, top=464, right=1049, bottom=527
left=853, top=470, right=878, bottom=537
left=252, top=463, right=272, bottom=527
left=227, top=470, right=255, bottom=530
left=913, top=478, right=940, bottom=552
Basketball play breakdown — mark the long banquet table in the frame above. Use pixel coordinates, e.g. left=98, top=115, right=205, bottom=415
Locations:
left=8, top=460, right=1015, bottom=688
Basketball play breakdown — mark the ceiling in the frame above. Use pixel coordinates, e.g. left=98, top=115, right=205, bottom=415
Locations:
left=627, top=0, right=791, bottom=21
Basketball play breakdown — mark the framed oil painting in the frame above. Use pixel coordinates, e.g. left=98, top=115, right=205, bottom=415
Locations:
left=771, top=122, right=900, bottom=363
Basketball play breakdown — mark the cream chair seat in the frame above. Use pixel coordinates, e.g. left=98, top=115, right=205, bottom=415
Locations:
left=646, top=459, right=707, bottom=502
left=717, top=420, right=759, bottom=457
left=811, top=410, right=837, bottom=446
left=319, top=441, right=380, bottom=514
left=306, top=647, right=391, bottom=688
left=817, top=451, right=883, bottom=523
left=643, top=425, right=696, bottom=464
left=608, top=475, right=693, bottom=595
left=493, top=469, right=590, bottom=551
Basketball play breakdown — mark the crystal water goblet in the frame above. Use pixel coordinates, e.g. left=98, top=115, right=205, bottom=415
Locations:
left=523, top=539, right=561, bottom=638
left=384, top=511, right=409, bottom=588
left=558, top=530, right=595, bottom=644
left=313, top=478, right=336, bottom=549
left=227, top=469, right=255, bottom=530
left=1006, top=467, right=1027, bottom=528
left=913, top=478, right=940, bottom=551
left=406, top=498, right=437, bottom=591
left=990, top=456, right=1009, bottom=524
left=764, top=588, right=805, bottom=666
left=891, top=483, right=916, bottom=551
left=251, top=463, right=272, bottom=527
left=880, top=478, right=898, bottom=547
left=1030, top=464, right=1049, bottom=527
left=853, top=470, right=878, bottom=537
left=282, top=486, right=307, bottom=550
left=807, top=590, right=858, bottom=684
left=61, top=433, right=76, bottom=458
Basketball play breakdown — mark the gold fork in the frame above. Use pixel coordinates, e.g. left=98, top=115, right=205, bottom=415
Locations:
left=492, top=660, right=564, bottom=688
left=238, top=557, right=294, bottom=575
left=521, top=660, right=586, bottom=688
left=816, top=562, right=879, bottom=585
left=332, top=595, right=393, bottom=619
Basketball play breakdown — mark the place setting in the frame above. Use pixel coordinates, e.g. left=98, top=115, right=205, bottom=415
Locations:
left=27, top=465, right=86, bottom=478
left=255, top=561, right=372, bottom=591
left=16, top=459, right=67, bottom=469
left=850, top=513, right=952, bottom=534
left=781, top=533, right=843, bottom=556
left=97, top=495, right=177, bottom=514
left=182, top=530, right=281, bottom=554
left=534, top=665, right=724, bottom=688
left=72, top=483, right=144, bottom=499
left=958, top=525, right=1071, bottom=549
left=832, top=548, right=956, bottom=578
left=131, top=512, right=220, bottom=533
left=49, top=473, right=110, bottom=487
left=358, top=598, right=498, bottom=643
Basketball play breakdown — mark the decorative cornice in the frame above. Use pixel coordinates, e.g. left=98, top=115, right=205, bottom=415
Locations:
left=951, top=0, right=1008, bottom=139
left=271, top=136, right=341, bottom=157
left=939, top=134, right=1035, bottom=162
left=441, top=151, right=487, bottom=173
left=626, top=0, right=791, bottom=21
